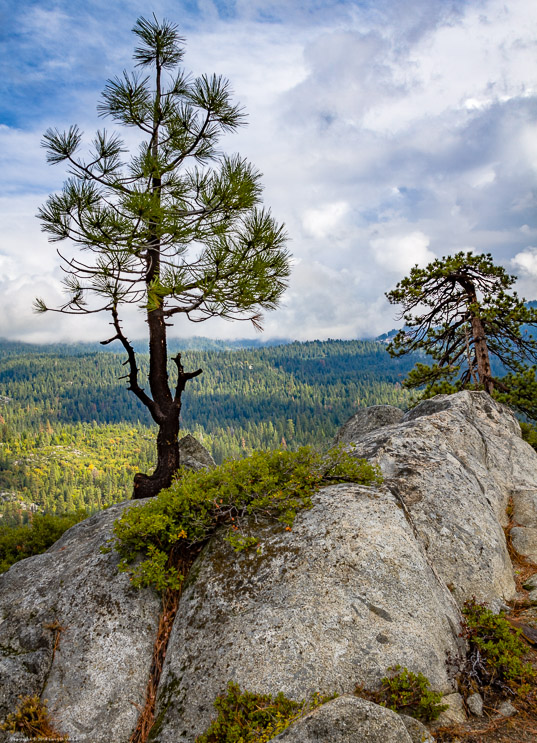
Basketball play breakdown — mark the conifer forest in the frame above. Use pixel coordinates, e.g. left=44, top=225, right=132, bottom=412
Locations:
left=0, top=338, right=414, bottom=524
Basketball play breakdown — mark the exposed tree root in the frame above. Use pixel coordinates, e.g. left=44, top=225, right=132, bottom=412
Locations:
left=129, top=553, right=194, bottom=743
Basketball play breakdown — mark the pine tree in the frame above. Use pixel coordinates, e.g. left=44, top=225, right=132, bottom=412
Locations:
left=386, top=252, right=537, bottom=417
left=36, top=16, right=290, bottom=498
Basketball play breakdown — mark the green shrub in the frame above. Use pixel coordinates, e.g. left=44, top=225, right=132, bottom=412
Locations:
left=195, top=681, right=334, bottom=743
left=0, top=510, right=87, bottom=573
left=355, top=666, right=448, bottom=722
left=461, top=600, right=535, bottom=692
left=110, top=446, right=382, bottom=591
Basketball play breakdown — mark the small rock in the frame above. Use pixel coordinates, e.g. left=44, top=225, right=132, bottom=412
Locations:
left=466, top=692, right=483, bottom=717
left=398, top=714, right=436, bottom=742
left=267, top=696, right=413, bottom=742
left=434, top=693, right=466, bottom=726
left=528, top=588, right=537, bottom=604
left=510, top=527, right=537, bottom=564
left=512, top=489, right=537, bottom=528
left=496, top=701, right=517, bottom=718
left=178, top=434, right=215, bottom=471
left=522, top=573, right=537, bottom=590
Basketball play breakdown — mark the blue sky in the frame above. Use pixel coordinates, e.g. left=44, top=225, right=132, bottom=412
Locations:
left=1, top=0, right=536, bottom=342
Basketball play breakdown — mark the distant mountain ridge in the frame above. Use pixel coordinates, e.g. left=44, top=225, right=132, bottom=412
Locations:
left=0, top=336, right=292, bottom=356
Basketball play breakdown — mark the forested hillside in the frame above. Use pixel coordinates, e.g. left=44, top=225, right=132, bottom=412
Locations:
left=0, top=338, right=414, bottom=522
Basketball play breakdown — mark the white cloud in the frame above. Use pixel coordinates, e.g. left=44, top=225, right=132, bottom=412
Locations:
left=1, top=0, right=537, bottom=342
left=370, top=231, right=436, bottom=274
left=362, top=1, right=537, bottom=134
left=302, top=202, right=349, bottom=239
left=512, top=247, right=537, bottom=277
left=260, top=259, right=390, bottom=340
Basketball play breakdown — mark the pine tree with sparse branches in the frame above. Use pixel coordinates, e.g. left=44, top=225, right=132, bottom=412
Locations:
left=36, top=16, right=290, bottom=498
left=386, top=252, right=537, bottom=418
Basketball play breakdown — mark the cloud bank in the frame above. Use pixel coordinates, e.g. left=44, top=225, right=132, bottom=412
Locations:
left=1, top=0, right=536, bottom=342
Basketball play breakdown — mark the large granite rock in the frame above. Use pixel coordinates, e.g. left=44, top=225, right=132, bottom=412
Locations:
left=267, top=696, right=413, bottom=743
left=151, top=481, right=463, bottom=741
left=348, top=392, right=537, bottom=606
left=0, top=502, right=160, bottom=743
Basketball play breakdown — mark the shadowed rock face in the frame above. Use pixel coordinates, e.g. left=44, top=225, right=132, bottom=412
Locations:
left=0, top=501, right=160, bottom=743
left=1, top=391, right=536, bottom=743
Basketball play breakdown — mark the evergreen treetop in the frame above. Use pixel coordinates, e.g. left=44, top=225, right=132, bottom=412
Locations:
left=386, top=251, right=537, bottom=417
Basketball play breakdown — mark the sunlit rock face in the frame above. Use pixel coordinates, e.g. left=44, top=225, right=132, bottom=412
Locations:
left=349, top=391, right=533, bottom=607
left=152, top=392, right=536, bottom=741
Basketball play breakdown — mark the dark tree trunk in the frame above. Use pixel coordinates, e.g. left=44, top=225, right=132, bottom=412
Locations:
left=132, top=305, right=177, bottom=499
left=453, top=272, right=495, bottom=395
left=130, top=342, right=202, bottom=500
left=471, top=314, right=494, bottom=394
left=133, top=409, right=180, bottom=499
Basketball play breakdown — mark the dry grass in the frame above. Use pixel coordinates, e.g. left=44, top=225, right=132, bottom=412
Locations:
left=0, top=695, right=68, bottom=740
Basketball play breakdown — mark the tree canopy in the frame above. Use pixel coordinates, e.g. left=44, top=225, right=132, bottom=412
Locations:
left=386, top=251, right=537, bottom=417
left=36, top=16, right=290, bottom=497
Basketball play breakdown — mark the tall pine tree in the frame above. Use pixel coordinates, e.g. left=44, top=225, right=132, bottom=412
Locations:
left=37, top=16, right=290, bottom=497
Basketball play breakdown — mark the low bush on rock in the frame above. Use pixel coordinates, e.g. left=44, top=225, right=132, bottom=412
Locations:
left=520, top=421, right=537, bottom=452
left=195, top=681, right=335, bottom=743
left=0, top=510, right=87, bottom=573
left=355, top=665, right=448, bottom=722
left=110, top=446, right=381, bottom=591
left=460, top=600, right=535, bottom=694
left=0, top=695, right=67, bottom=740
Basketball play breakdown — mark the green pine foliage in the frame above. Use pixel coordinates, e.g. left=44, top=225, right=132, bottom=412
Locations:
left=36, top=15, right=291, bottom=497
left=520, top=421, right=537, bottom=452
left=386, top=252, right=537, bottom=416
left=494, top=366, right=537, bottom=421
left=110, top=446, right=382, bottom=591
left=461, top=600, right=535, bottom=692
